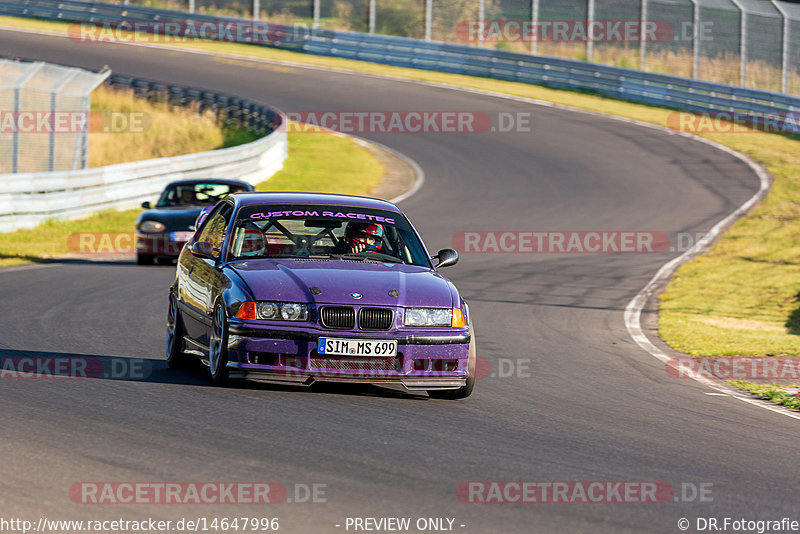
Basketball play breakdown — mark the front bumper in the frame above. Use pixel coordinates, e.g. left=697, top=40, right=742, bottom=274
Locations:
left=135, top=232, right=188, bottom=258
left=225, top=322, right=471, bottom=391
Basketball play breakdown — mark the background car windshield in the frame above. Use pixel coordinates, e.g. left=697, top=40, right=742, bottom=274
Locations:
left=230, top=204, right=430, bottom=266
left=156, top=183, right=243, bottom=207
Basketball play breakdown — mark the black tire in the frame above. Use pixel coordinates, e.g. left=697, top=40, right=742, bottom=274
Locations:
left=429, top=323, right=476, bottom=400
left=137, top=254, right=154, bottom=265
left=208, top=302, right=230, bottom=386
left=166, top=293, right=187, bottom=368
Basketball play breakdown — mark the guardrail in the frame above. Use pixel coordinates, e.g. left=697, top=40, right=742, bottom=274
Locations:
left=1, top=0, right=799, bottom=121
left=0, top=65, right=287, bottom=232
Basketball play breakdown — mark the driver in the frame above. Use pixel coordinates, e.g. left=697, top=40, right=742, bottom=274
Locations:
left=178, top=188, right=197, bottom=205
left=341, top=222, right=384, bottom=253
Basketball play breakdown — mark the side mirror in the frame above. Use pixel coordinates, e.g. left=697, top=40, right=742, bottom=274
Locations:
left=190, top=241, right=219, bottom=260
left=433, top=248, right=458, bottom=268
left=141, top=201, right=152, bottom=209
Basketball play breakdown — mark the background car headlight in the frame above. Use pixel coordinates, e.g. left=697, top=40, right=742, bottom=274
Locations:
left=139, top=220, right=166, bottom=233
left=404, top=307, right=452, bottom=327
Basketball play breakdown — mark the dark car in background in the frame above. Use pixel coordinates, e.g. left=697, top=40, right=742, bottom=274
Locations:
left=135, top=178, right=254, bottom=264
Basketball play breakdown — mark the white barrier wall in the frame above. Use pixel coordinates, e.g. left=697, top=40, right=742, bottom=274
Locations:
left=0, top=130, right=287, bottom=232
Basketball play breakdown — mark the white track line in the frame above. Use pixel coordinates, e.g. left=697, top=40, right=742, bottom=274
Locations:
left=345, top=135, right=425, bottom=204
left=310, top=130, right=424, bottom=204
left=383, top=141, right=425, bottom=204
left=622, top=139, right=800, bottom=421
left=4, top=24, right=798, bottom=419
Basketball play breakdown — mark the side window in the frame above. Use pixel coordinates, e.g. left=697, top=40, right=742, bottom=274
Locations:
left=197, top=203, right=233, bottom=253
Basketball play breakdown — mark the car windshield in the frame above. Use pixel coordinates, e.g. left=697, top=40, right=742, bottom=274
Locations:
left=229, top=204, right=431, bottom=267
left=156, top=183, right=245, bottom=207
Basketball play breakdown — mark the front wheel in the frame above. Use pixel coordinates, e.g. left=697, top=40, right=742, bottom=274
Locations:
left=166, top=293, right=187, bottom=368
left=208, top=302, right=230, bottom=386
left=429, top=323, right=476, bottom=400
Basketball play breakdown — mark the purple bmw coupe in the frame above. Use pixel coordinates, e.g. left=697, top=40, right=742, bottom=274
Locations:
left=167, top=192, right=476, bottom=399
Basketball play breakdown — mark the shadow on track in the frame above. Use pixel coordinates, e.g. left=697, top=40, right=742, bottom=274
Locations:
left=0, top=348, right=429, bottom=400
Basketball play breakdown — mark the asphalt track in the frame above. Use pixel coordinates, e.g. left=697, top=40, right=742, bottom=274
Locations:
left=1, top=29, right=798, bottom=533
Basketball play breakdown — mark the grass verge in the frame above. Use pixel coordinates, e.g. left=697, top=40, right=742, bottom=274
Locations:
left=4, top=16, right=800, bottom=399
left=256, top=130, right=382, bottom=194
left=658, top=131, right=800, bottom=359
left=729, top=381, right=800, bottom=410
left=0, top=127, right=382, bottom=266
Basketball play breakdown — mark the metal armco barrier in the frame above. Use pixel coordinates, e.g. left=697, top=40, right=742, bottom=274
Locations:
left=0, top=0, right=799, bottom=120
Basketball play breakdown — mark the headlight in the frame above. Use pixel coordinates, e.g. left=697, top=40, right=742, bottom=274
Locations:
left=257, top=302, right=279, bottom=319
left=280, top=302, right=307, bottom=321
left=259, top=302, right=308, bottom=321
left=139, top=220, right=166, bottom=233
left=236, top=301, right=309, bottom=321
left=404, top=308, right=453, bottom=327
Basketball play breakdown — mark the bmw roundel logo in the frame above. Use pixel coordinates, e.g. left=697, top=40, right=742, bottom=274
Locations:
left=350, top=292, right=363, bottom=299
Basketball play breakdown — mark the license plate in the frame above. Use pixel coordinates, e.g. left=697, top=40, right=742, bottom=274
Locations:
left=318, top=337, right=397, bottom=357
left=170, top=231, right=194, bottom=242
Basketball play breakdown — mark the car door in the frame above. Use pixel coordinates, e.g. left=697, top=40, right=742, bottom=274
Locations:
left=179, top=201, right=233, bottom=345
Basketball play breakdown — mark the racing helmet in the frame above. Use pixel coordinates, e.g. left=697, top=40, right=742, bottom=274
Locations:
left=345, top=222, right=384, bottom=251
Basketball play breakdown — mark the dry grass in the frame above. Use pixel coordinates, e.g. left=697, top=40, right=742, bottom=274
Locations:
left=89, top=86, right=257, bottom=167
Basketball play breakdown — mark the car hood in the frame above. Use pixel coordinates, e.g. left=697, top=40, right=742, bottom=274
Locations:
left=229, top=258, right=456, bottom=308
left=137, top=206, right=204, bottom=231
